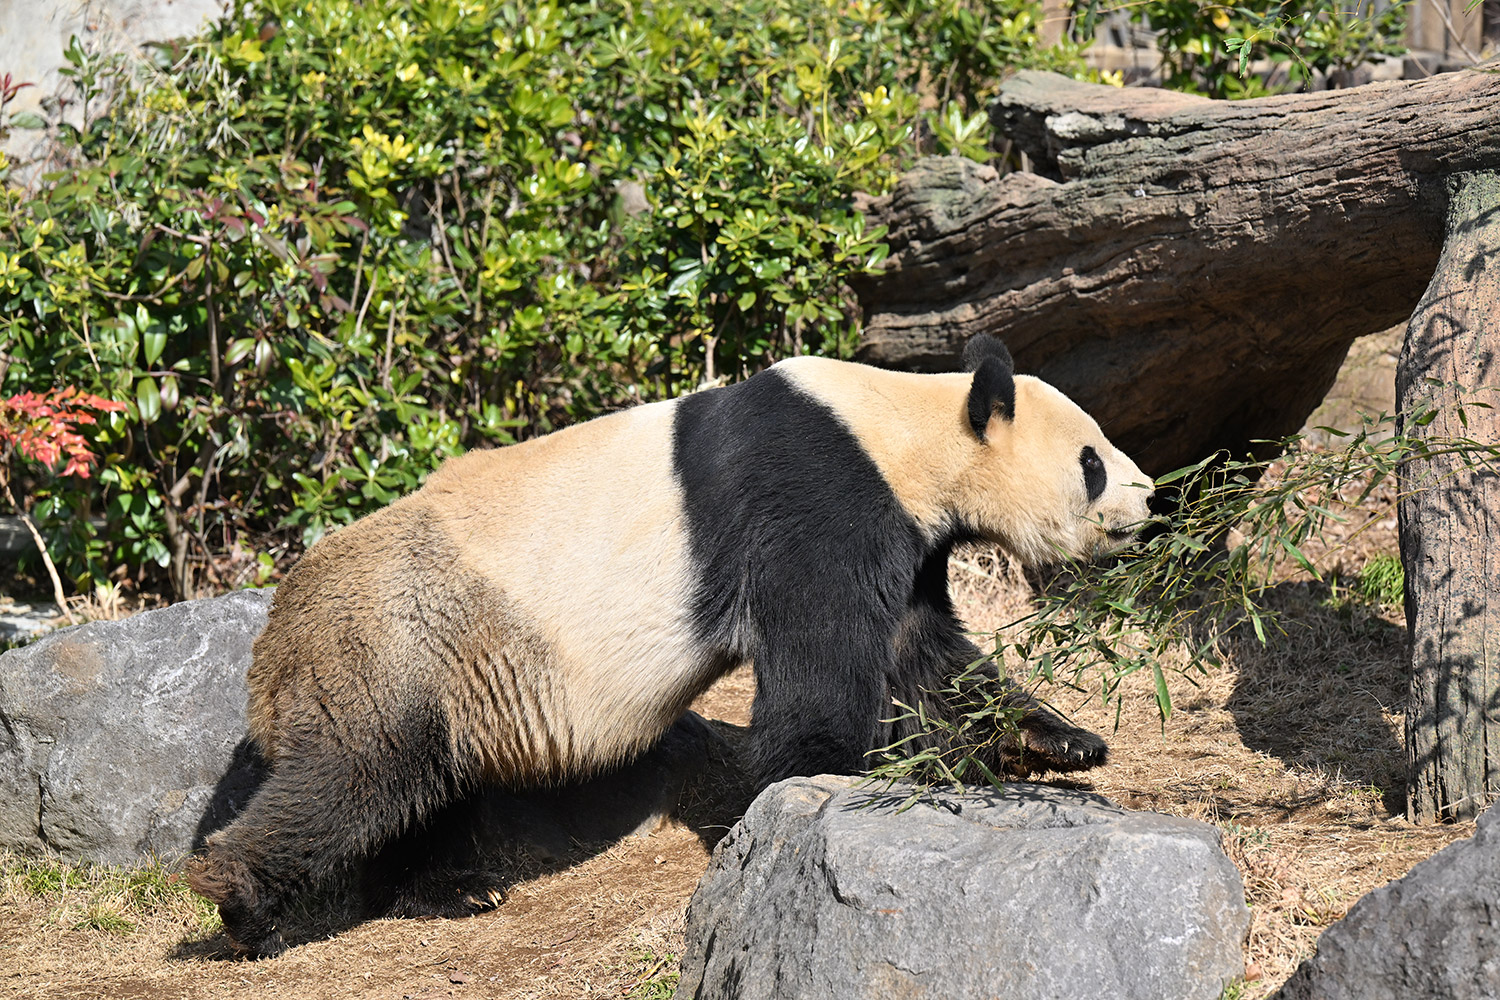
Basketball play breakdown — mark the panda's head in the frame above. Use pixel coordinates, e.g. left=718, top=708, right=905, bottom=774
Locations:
left=955, top=334, right=1153, bottom=565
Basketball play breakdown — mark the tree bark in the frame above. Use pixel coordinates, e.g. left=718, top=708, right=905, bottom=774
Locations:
left=852, top=67, right=1500, bottom=475
left=1397, top=171, right=1500, bottom=824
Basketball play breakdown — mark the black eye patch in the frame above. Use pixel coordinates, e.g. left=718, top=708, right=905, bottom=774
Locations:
left=1081, top=446, right=1106, bottom=503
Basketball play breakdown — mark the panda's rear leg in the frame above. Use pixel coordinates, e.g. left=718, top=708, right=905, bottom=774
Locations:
left=359, top=795, right=511, bottom=920
left=189, top=723, right=464, bottom=956
left=187, top=830, right=286, bottom=957
left=188, top=767, right=352, bottom=957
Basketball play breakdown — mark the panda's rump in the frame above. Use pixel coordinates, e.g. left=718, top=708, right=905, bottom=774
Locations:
left=428, top=399, right=718, bottom=776
left=250, top=397, right=715, bottom=781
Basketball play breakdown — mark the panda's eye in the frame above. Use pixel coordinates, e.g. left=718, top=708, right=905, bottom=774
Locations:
left=1080, top=446, right=1106, bottom=503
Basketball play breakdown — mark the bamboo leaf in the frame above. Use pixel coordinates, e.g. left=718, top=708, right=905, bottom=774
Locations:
left=1151, top=661, right=1172, bottom=724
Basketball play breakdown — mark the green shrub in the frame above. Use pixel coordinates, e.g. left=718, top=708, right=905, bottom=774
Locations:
left=1122, top=0, right=1408, bottom=98
left=0, top=0, right=1091, bottom=595
left=1358, top=552, right=1405, bottom=608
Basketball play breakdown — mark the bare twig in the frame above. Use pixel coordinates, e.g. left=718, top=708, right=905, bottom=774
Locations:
left=1424, top=0, right=1482, bottom=64
left=0, top=467, right=76, bottom=624
left=430, top=185, right=472, bottom=308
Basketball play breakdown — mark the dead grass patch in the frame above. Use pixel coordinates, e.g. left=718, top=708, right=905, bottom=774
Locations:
left=0, top=472, right=1477, bottom=999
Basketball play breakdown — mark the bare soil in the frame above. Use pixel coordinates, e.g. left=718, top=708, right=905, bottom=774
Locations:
left=1, top=532, right=1475, bottom=1000
left=0, top=334, right=1478, bottom=998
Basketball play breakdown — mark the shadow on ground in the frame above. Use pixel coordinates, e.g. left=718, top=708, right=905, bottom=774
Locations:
left=177, top=712, right=753, bottom=958
left=1223, top=579, right=1408, bottom=816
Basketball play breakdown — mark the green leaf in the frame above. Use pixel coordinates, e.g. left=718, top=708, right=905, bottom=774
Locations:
left=142, top=328, right=166, bottom=366
left=225, top=338, right=256, bottom=366
left=1277, top=536, right=1321, bottom=580
left=1151, top=661, right=1172, bottom=723
left=1153, top=460, right=1209, bottom=486
left=7, top=111, right=47, bottom=130
left=136, top=377, right=161, bottom=425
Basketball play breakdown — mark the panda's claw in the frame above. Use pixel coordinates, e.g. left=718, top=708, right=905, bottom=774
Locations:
left=1012, top=710, right=1109, bottom=774
left=372, top=869, right=509, bottom=919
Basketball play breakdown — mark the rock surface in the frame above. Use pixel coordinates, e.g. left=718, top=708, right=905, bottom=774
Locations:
left=0, top=596, right=65, bottom=644
left=0, top=589, right=273, bottom=865
left=0, top=0, right=227, bottom=179
left=676, top=775, right=1250, bottom=1000
left=1276, top=803, right=1499, bottom=1000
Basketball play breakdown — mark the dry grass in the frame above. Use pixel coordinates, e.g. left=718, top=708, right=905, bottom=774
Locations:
left=0, top=830, right=705, bottom=1000
left=944, top=459, right=1473, bottom=997
left=0, top=452, right=1478, bottom=999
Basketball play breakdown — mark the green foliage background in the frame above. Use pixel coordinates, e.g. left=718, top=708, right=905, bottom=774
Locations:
left=0, top=0, right=1088, bottom=595
left=1129, top=0, right=1406, bottom=98
left=0, top=0, right=1409, bottom=596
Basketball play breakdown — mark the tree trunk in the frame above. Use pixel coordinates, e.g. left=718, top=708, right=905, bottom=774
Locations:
left=1397, top=171, right=1500, bottom=824
left=852, top=67, right=1500, bottom=475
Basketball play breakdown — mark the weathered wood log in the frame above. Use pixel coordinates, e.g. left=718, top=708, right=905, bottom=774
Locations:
left=1397, top=171, right=1500, bottom=824
left=852, top=68, right=1500, bottom=474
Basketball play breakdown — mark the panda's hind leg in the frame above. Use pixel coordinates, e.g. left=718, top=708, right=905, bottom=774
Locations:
left=359, top=793, right=510, bottom=919
left=188, top=705, right=466, bottom=957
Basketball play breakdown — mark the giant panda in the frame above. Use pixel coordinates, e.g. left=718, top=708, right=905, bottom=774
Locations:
left=188, top=333, right=1154, bottom=957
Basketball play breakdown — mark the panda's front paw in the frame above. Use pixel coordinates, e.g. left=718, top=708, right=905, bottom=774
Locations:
left=1008, top=709, right=1109, bottom=775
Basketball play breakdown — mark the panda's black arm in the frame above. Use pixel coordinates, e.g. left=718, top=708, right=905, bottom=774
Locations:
left=883, top=551, right=1110, bottom=777
left=746, top=613, right=898, bottom=785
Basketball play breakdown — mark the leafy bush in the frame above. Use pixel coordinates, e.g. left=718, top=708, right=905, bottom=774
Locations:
left=0, top=0, right=1092, bottom=597
left=1124, top=0, right=1408, bottom=98
left=0, top=388, right=124, bottom=615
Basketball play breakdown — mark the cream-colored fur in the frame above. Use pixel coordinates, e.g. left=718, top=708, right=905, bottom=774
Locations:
left=250, top=397, right=721, bottom=782
left=774, top=356, right=1152, bottom=563
left=432, top=401, right=722, bottom=771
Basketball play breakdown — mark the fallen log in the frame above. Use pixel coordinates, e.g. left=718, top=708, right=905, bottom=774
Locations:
left=852, top=67, right=1500, bottom=474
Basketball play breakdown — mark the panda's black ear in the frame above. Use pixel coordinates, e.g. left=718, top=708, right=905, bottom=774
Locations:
left=965, top=337, right=1015, bottom=440
left=963, top=334, right=1013, bottom=374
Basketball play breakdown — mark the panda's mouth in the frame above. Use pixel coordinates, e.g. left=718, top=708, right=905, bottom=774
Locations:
left=1104, top=526, right=1138, bottom=544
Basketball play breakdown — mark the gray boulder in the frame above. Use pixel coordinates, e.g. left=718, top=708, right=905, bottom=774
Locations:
left=676, top=775, right=1250, bottom=1000
left=1276, top=803, right=1499, bottom=1000
left=0, top=589, right=273, bottom=865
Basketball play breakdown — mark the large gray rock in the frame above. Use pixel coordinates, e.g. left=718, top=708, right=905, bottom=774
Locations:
left=0, top=589, right=273, bottom=865
left=677, top=775, right=1250, bottom=1000
left=1276, top=804, right=1499, bottom=1000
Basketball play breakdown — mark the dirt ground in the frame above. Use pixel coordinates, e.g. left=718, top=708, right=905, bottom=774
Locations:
left=0, top=329, right=1479, bottom=1000
left=1, top=527, right=1476, bottom=1000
